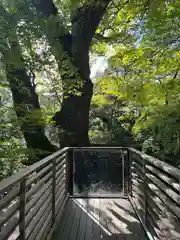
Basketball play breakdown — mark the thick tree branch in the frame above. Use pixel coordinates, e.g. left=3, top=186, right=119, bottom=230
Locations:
left=33, top=0, right=111, bottom=146
left=33, top=0, right=58, bottom=17
left=71, top=0, right=111, bottom=49
left=34, top=0, right=111, bottom=80
left=0, top=6, right=57, bottom=162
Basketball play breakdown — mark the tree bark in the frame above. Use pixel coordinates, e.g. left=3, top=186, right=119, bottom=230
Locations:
left=34, top=0, right=111, bottom=147
left=2, top=19, right=56, bottom=164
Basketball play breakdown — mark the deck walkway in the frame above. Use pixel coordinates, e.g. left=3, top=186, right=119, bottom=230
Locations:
left=53, top=198, right=147, bottom=240
left=2, top=147, right=180, bottom=240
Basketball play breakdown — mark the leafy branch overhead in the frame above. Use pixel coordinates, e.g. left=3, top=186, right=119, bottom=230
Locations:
left=1, top=0, right=180, bottom=178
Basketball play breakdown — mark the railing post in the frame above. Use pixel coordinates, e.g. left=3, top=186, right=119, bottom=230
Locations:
left=19, top=178, right=26, bottom=240
left=127, top=149, right=133, bottom=197
left=52, top=158, right=56, bottom=225
left=65, top=153, right=69, bottom=195
left=179, top=180, right=180, bottom=204
left=67, top=149, right=73, bottom=196
left=143, top=157, right=148, bottom=226
left=121, top=150, right=125, bottom=196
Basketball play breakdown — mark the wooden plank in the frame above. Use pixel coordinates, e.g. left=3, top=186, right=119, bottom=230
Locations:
left=52, top=198, right=148, bottom=240
left=98, top=198, right=112, bottom=239
left=60, top=198, right=77, bottom=239
left=111, top=199, right=138, bottom=237
left=53, top=199, right=76, bottom=239
left=101, top=199, right=121, bottom=237
left=47, top=194, right=69, bottom=240
left=84, top=199, right=94, bottom=240
left=114, top=199, right=147, bottom=240
left=92, top=198, right=101, bottom=240
left=49, top=195, right=71, bottom=240
left=68, top=199, right=82, bottom=239
left=76, top=199, right=87, bottom=239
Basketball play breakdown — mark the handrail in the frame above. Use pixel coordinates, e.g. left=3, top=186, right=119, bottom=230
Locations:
left=128, top=148, right=180, bottom=180
left=0, top=147, right=70, bottom=240
left=128, top=148, right=180, bottom=240
left=0, top=147, right=69, bottom=195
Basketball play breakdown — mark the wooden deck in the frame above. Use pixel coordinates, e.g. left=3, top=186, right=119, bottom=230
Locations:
left=53, top=198, right=147, bottom=240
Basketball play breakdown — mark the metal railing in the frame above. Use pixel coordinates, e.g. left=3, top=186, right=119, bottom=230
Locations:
left=128, top=148, right=180, bottom=240
left=0, top=147, right=180, bottom=240
left=0, top=148, right=69, bottom=240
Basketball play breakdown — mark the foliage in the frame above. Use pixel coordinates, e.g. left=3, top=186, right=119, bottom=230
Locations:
left=90, top=0, right=180, bottom=167
left=0, top=86, right=24, bottom=180
left=1, top=0, right=180, bottom=180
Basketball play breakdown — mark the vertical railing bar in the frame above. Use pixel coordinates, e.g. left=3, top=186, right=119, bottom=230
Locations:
left=67, top=149, right=73, bottom=196
left=127, top=149, right=132, bottom=197
left=19, top=178, right=26, bottom=240
left=179, top=180, right=180, bottom=205
left=121, top=150, right=125, bottom=197
left=72, top=149, right=74, bottom=196
left=52, top=158, right=56, bottom=225
left=65, top=152, right=69, bottom=195
left=143, top=156, right=148, bottom=226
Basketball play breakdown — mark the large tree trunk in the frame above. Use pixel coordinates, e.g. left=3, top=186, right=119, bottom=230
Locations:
left=2, top=25, right=56, bottom=164
left=34, top=0, right=110, bottom=147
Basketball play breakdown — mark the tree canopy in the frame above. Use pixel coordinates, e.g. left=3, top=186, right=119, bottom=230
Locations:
left=0, top=0, right=180, bottom=179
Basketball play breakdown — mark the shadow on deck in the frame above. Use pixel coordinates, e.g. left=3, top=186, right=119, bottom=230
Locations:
left=53, top=198, right=147, bottom=240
